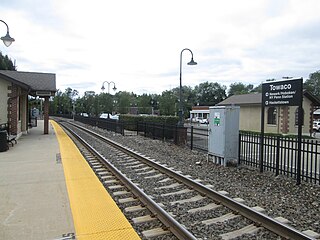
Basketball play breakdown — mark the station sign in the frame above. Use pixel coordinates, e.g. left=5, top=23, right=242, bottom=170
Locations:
left=262, top=78, right=303, bottom=107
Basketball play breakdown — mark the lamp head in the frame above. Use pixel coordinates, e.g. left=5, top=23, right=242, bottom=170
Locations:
left=1, top=32, right=15, bottom=47
left=112, top=86, right=117, bottom=91
left=187, top=58, right=197, bottom=65
left=101, top=85, right=105, bottom=91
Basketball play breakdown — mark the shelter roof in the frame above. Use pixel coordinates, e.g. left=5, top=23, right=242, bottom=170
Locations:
left=0, top=70, right=56, bottom=96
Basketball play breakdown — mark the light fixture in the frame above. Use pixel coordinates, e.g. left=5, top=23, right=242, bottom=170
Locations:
left=178, top=48, right=197, bottom=126
left=0, top=20, right=15, bottom=47
left=101, top=81, right=117, bottom=94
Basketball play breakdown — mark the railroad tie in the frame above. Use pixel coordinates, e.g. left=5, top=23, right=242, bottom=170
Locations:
left=144, top=173, right=163, bottom=179
left=219, top=224, right=262, bottom=240
left=137, top=169, right=156, bottom=175
left=142, top=228, right=170, bottom=238
left=159, top=177, right=172, bottom=183
left=124, top=205, right=146, bottom=212
left=155, top=182, right=182, bottom=190
left=202, top=212, right=239, bottom=225
left=188, top=202, right=221, bottom=213
left=132, top=215, right=156, bottom=224
left=161, top=189, right=193, bottom=197
left=170, top=195, right=205, bottom=205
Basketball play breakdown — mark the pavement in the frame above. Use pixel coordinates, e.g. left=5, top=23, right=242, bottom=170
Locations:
left=0, top=120, right=75, bottom=240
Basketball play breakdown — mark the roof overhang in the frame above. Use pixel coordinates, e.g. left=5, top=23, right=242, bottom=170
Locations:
left=0, top=70, right=56, bottom=97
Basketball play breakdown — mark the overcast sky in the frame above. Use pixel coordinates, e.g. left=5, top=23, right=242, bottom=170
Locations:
left=1, top=0, right=320, bottom=96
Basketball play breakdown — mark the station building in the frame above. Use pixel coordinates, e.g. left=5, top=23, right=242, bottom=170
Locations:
left=0, top=70, right=56, bottom=138
left=189, top=105, right=210, bottom=122
left=216, top=92, right=320, bottom=135
left=189, top=91, right=320, bottom=135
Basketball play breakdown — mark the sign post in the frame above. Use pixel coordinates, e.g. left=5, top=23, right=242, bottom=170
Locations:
left=261, top=78, right=303, bottom=184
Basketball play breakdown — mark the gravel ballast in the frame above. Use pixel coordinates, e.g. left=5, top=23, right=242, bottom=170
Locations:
left=77, top=122, right=320, bottom=237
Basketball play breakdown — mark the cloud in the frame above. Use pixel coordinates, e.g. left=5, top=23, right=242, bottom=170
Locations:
left=1, top=0, right=320, bottom=95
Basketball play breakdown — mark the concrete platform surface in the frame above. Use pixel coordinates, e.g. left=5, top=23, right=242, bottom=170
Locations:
left=0, top=120, right=75, bottom=240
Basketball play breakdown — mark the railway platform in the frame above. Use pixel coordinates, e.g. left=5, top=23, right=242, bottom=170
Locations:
left=0, top=120, right=140, bottom=240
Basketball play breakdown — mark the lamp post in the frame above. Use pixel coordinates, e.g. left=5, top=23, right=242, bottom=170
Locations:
left=178, top=48, right=197, bottom=126
left=101, top=81, right=117, bottom=94
left=0, top=20, right=15, bottom=47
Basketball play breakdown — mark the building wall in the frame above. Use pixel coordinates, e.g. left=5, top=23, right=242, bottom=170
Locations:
left=239, top=106, right=261, bottom=131
left=0, top=78, right=10, bottom=124
left=0, top=77, right=28, bottom=137
left=20, top=91, right=28, bottom=133
left=237, top=96, right=312, bottom=134
left=8, top=84, right=19, bottom=135
left=286, top=97, right=313, bottom=134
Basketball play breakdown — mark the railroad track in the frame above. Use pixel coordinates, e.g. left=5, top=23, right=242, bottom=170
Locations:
left=57, top=119, right=315, bottom=240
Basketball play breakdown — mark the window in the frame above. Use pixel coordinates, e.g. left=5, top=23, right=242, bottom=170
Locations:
left=267, top=107, right=277, bottom=125
left=295, top=108, right=304, bottom=125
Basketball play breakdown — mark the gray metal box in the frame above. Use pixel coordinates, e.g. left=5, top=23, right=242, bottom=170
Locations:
left=208, top=106, right=240, bottom=166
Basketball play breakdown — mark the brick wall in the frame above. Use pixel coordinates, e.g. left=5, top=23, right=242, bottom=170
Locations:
left=7, top=84, right=19, bottom=135
left=281, top=106, right=289, bottom=134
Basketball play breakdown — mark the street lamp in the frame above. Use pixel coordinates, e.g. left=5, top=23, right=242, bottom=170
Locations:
left=101, top=81, right=117, bottom=94
left=178, top=48, right=197, bottom=126
left=0, top=20, right=15, bottom=47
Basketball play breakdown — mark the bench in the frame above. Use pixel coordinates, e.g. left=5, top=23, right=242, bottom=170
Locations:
left=0, top=123, right=17, bottom=147
left=7, top=135, right=17, bottom=147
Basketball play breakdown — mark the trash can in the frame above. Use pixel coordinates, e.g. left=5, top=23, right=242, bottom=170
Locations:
left=0, top=130, right=8, bottom=152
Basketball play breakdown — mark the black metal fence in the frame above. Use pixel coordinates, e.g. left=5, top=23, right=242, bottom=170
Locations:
left=74, top=115, right=125, bottom=135
left=239, top=132, right=320, bottom=185
left=135, top=123, right=210, bottom=149
left=187, top=126, right=209, bottom=152
left=137, top=122, right=173, bottom=139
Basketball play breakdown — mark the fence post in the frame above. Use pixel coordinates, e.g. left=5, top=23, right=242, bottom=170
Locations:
left=190, top=126, right=193, bottom=150
left=174, top=125, right=177, bottom=145
left=144, top=122, right=147, bottom=137
left=152, top=122, right=155, bottom=139
left=162, top=123, right=165, bottom=141
left=137, top=122, right=139, bottom=135
left=238, top=133, right=241, bottom=165
left=275, top=136, right=280, bottom=176
left=121, top=122, right=124, bottom=136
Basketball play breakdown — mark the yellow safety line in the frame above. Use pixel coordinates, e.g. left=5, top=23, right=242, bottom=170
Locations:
left=51, top=120, right=141, bottom=240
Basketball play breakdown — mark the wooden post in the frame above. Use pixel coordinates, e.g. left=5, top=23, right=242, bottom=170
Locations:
left=44, top=97, right=49, bottom=134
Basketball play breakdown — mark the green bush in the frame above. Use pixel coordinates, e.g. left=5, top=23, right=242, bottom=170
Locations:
left=120, top=114, right=179, bottom=131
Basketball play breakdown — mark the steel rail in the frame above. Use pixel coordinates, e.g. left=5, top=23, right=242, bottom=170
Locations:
left=60, top=122, right=197, bottom=240
left=68, top=121, right=314, bottom=240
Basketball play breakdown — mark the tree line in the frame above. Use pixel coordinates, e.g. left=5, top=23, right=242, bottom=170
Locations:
left=50, top=72, right=320, bottom=118
left=51, top=82, right=229, bottom=117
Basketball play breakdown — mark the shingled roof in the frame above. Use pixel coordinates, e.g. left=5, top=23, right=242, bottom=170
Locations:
left=216, top=93, right=262, bottom=106
left=0, top=70, right=56, bottom=95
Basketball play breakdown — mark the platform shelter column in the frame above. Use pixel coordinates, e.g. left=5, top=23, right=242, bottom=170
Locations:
left=44, top=96, right=49, bottom=134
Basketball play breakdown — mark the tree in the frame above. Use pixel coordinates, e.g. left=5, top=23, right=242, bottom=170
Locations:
left=0, top=51, right=16, bottom=70
left=115, top=91, right=135, bottom=114
left=251, top=83, right=262, bottom=93
left=51, top=88, right=78, bottom=115
left=158, top=90, right=177, bottom=116
left=304, top=71, right=320, bottom=99
left=228, top=82, right=253, bottom=96
left=194, top=81, right=227, bottom=106
left=136, top=93, right=153, bottom=114
left=97, top=93, right=114, bottom=114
